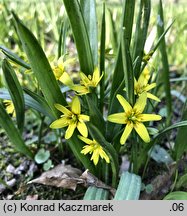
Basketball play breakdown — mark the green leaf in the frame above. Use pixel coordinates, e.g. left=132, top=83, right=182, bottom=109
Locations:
left=174, top=102, right=187, bottom=161
left=132, top=0, right=151, bottom=77
left=88, top=123, right=119, bottom=187
left=157, top=0, right=172, bottom=124
left=86, top=95, right=105, bottom=135
left=0, top=89, right=54, bottom=120
left=176, top=173, right=187, bottom=189
left=35, top=148, right=50, bottom=164
left=43, top=160, right=53, bottom=171
left=114, top=171, right=141, bottom=200
left=0, top=45, right=30, bottom=69
left=163, top=191, right=187, bottom=200
left=80, top=0, right=98, bottom=66
left=63, top=0, right=94, bottom=75
left=0, top=103, right=33, bottom=159
left=83, top=186, right=109, bottom=200
left=2, top=59, right=25, bottom=133
left=12, top=12, right=66, bottom=118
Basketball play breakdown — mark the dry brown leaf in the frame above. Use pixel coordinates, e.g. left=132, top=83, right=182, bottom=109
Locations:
left=28, top=164, right=115, bottom=195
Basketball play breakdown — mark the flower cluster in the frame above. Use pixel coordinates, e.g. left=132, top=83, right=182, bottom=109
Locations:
left=50, top=67, right=108, bottom=165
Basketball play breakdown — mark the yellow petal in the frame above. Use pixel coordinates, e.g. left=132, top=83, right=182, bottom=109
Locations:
left=54, top=103, right=72, bottom=116
left=144, top=83, right=156, bottom=91
left=92, top=68, right=100, bottom=83
left=78, top=135, right=93, bottom=144
left=107, top=113, right=127, bottom=124
left=77, top=122, right=88, bottom=137
left=72, top=85, right=89, bottom=94
left=116, top=94, right=132, bottom=112
left=91, top=149, right=100, bottom=165
left=81, top=145, right=93, bottom=154
left=50, top=117, right=69, bottom=129
left=133, top=92, right=147, bottom=113
left=147, top=93, right=161, bottom=102
left=57, top=56, right=65, bottom=71
left=99, top=148, right=110, bottom=163
left=79, top=114, right=90, bottom=122
left=59, top=72, right=74, bottom=86
left=65, top=123, right=77, bottom=139
left=134, top=122, right=150, bottom=143
left=79, top=72, right=90, bottom=86
left=120, top=123, right=133, bottom=144
left=71, top=96, right=81, bottom=114
left=139, top=114, right=162, bottom=122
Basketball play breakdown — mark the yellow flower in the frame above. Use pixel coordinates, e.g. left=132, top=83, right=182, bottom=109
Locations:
left=51, top=56, right=75, bottom=80
left=59, top=67, right=103, bottom=95
left=134, top=67, right=160, bottom=102
left=4, top=100, right=16, bottom=117
left=107, top=93, right=161, bottom=144
left=50, top=96, right=90, bottom=139
left=78, top=135, right=110, bottom=165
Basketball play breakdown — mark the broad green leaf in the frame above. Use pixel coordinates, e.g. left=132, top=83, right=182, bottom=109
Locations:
left=157, top=0, right=172, bottom=124
left=114, top=171, right=141, bottom=200
left=163, top=191, right=187, bottom=200
left=80, top=0, right=98, bottom=66
left=83, top=186, right=109, bottom=200
left=12, top=12, right=66, bottom=118
left=148, top=145, right=173, bottom=165
left=2, top=59, right=25, bottom=133
left=0, top=103, right=33, bottom=159
left=88, top=123, right=119, bottom=187
left=0, top=89, right=54, bottom=120
left=0, top=45, right=30, bottom=69
left=174, top=102, right=187, bottom=161
left=35, top=148, right=50, bottom=164
left=63, top=0, right=94, bottom=75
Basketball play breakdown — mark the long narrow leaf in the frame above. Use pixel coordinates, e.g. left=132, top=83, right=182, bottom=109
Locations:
left=80, top=0, right=98, bottom=66
left=2, top=59, right=25, bottom=133
left=63, top=0, right=94, bottom=75
left=12, top=12, right=66, bottom=118
left=83, top=186, right=109, bottom=200
left=0, top=103, right=33, bottom=159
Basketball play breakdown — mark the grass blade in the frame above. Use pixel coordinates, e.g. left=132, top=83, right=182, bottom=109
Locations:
left=63, top=0, right=94, bottom=75
left=157, top=0, right=172, bottom=124
left=80, top=0, right=98, bottom=66
left=2, top=59, right=25, bottom=133
left=163, top=191, right=187, bottom=200
left=12, top=12, right=66, bottom=118
left=0, top=102, right=33, bottom=159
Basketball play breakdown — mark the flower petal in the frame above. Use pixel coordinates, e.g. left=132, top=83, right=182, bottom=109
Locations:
left=78, top=135, right=93, bottom=144
left=147, top=93, right=161, bottom=102
left=107, top=113, right=127, bottom=124
left=116, top=94, right=132, bottom=112
left=54, top=103, right=72, bottom=116
left=144, top=83, right=156, bottom=91
left=79, top=72, right=90, bottom=86
left=99, top=147, right=110, bottom=163
left=79, top=114, right=90, bottom=122
left=65, top=123, right=76, bottom=139
left=133, top=92, right=147, bottom=113
left=71, top=96, right=81, bottom=114
left=120, top=123, right=133, bottom=144
left=81, top=145, right=93, bottom=154
left=134, top=122, right=150, bottom=143
left=92, top=68, right=100, bottom=84
left=59, top=72, right=74, bottom=86
left=77, top=122, right=88, bottom=137
left=50, top=117, right=69, bottom=129
left=91, top=149, right=100, bottom=165
left=72, top=85, right=88, bottom=94
left=139, top=114, right=162, bottom=122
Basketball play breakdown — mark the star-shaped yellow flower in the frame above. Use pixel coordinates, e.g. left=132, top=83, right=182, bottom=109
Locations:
left=50, top=96, right=90, bottom=139
left=134, top=67, right=160, bottom=102
left=4, top=100, right=16, bottom=117
left=107, top=93, right=162, bottom=144
left=59, top=68, right=103, bottom=95
left=78, top=135, right=110, bottom=165
left=51, top=56, right=75, bottom=80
